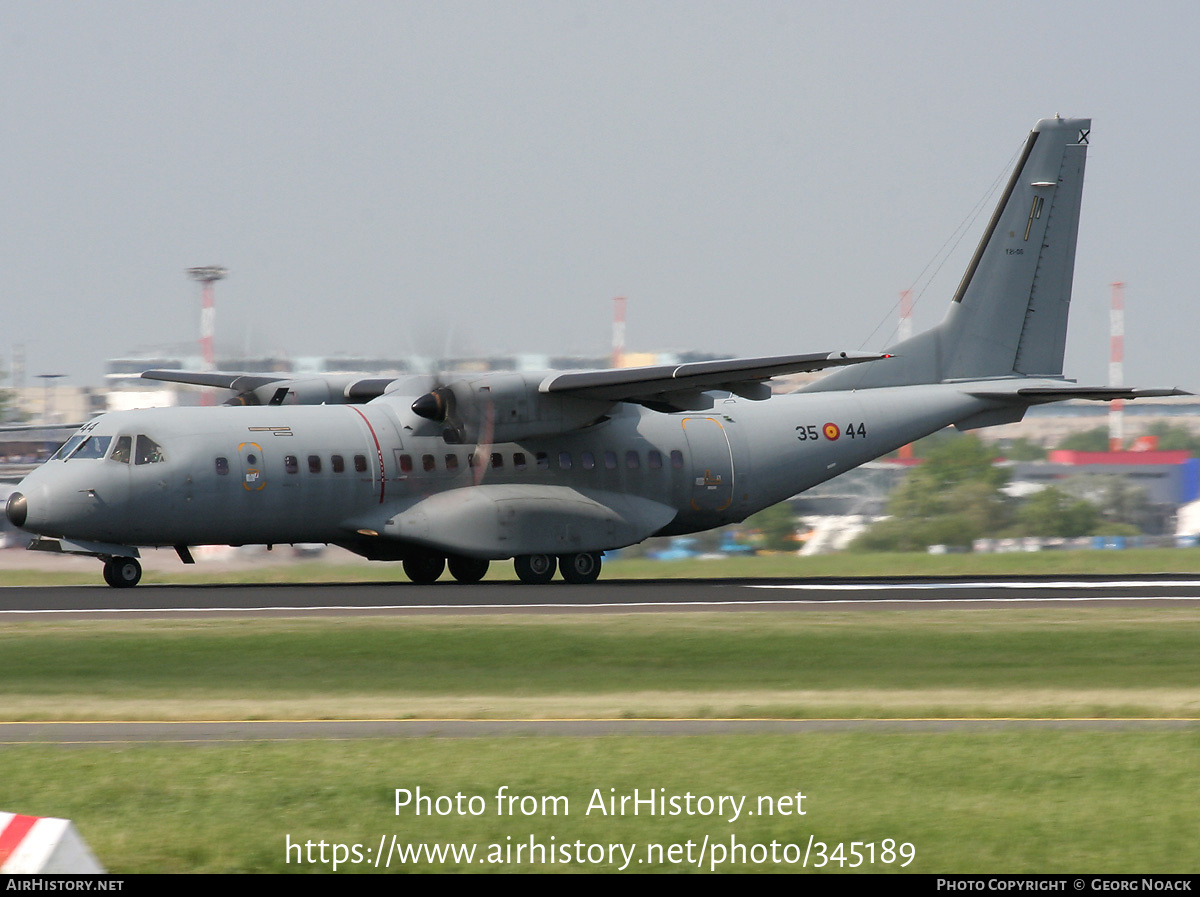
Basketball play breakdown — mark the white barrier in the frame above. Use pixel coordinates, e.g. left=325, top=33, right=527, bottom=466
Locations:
left=0, top=811, right=105, bottom=873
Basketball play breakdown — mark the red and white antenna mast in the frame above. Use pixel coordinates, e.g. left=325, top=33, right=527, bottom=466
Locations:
left=186, top=266, right=227, bottom=406
left=612, top=296, right=626, bottom=368
left=1108, top=281, right=1125, bottom=451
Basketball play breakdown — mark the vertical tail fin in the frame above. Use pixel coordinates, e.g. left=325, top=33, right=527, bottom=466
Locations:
left=809, top=116, right=1090, bottom=391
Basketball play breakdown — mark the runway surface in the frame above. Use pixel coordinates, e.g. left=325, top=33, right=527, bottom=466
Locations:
left=4, top=573, right=1200, bottom=618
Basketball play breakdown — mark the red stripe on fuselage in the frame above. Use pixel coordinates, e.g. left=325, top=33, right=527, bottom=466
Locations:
left=350, top=407, right=387, bottom=504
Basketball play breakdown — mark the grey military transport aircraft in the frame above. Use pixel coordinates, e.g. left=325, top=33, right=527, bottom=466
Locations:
left=5, top=117, right=1186, bottom=587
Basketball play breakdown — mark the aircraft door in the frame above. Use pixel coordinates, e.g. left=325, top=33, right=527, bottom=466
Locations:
left=237, top=442, right=267, bottom=492
left=681, top=417, right=734, bottom=512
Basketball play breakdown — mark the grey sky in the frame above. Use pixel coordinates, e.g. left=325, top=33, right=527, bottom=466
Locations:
left=2, top=1, right=1196, bottom=389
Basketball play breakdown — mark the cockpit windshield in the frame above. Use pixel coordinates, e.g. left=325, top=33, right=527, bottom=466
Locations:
left=50, top=432, right=164, bottom=463
left=49, top=434, right=87, bottom=461
left=70, top=436, right=112, bottom=460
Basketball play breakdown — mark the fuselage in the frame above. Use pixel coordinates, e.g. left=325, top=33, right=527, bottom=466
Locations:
left=10, top=384, right=994, bottom=559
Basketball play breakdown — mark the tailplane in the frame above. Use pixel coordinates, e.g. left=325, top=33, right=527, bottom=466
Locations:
left=809, top=116, right=1091, bottom=391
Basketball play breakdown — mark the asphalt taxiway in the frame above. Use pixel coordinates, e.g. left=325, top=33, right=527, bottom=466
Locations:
left=3, top=574, right=1200, bottom=618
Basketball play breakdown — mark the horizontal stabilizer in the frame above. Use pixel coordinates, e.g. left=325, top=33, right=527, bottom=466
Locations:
left=541, top=351, right=887, bottom=410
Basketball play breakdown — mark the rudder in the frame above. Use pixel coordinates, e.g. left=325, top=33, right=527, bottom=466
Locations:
left=808, top=116, right=1091, bottom=392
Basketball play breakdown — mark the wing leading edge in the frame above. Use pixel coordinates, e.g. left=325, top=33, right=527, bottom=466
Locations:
left=540, top=351, right=888, bottom=410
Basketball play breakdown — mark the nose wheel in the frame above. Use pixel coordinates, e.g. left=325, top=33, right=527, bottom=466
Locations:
left=102, top=557, right=142, bottom=589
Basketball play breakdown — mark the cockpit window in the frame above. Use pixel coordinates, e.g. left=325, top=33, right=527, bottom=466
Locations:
left=134, top=435, right=166, bottom=465
left=70, top=436, right=112, bottom=460
left=50, top=434, right=86, bottom=461
left=110, top=436, right=131, bottom=464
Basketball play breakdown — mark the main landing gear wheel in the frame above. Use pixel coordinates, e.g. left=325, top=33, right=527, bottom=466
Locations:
left=448, top=556, right=490, bottom=584
left=559, top=551, right=602, bottom=584
left=513, top=554, right=556, bottom=584
left=402, top=552, right=446, bottom=584
left=102, top=557, right=142, bottom=589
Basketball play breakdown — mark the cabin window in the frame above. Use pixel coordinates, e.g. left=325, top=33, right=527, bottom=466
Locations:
left=308, top=455, right=322, bottom=474
left=513, top=452, right=527, bottom=471
left=445, top=454, right=459, bottom=471
left=423, top=454, right=436, bottom=472
left=581, top=451, right=595, bottom=470
left=604, top=451, right=617, bottom=470
left=110, top=436, right=131, bottom=464
left=354, top=455, right=368, bottom=473
left=626, top=450, right=640, bottom=469
left=215, top=457, right=229, bottom=476
left=535, top=452, right=549, bottom=470
left=134, top=435, right=166, bottom=465
left=558, top=451, right=572, bottom=470
left=671, top=450, right=684, bottom=469
left=331, top=455, right=345, bottom=473
left=399, top=454, right=413, bottom=473
left=648, top=450, right=663, bottom=469
left=284, top=455, right=299, bottom=474
left=468, top=453, right=482, bottom=468
left=491, top=452, right=503, bottom=469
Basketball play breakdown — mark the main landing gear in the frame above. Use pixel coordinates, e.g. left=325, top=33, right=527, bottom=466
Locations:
left=513, top=552, right=602, bottom=585
left=402, top=550, right=603, bottom=584
left=102, top=556, right=142, bottom=589
left=402, top=550, right=491, bottom=585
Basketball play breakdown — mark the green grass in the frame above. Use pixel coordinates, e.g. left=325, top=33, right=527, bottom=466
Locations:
left=2, top=733, right=1196, bottom=872
left=2, top=610, right=1199, bottom=720
left=2, top=597, right=1197, bottom=872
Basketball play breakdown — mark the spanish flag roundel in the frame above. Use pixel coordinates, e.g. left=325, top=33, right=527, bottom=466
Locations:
left=823, top=423, right=841, bottom=440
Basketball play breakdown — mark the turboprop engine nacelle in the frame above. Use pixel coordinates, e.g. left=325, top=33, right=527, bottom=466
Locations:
left=410, top=372, right=613, bottom=444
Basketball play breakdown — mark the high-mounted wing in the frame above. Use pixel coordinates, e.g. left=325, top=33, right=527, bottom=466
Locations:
left=540, top=351, right=888, bottom=411
left=141, top=370, right=396, bottom=406
left=408, top=350, right=888, bottom=443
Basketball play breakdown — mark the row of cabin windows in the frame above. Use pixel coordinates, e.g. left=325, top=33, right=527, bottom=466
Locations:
left=397, top=449, right=685, bottom=474
left=214, top=454, right=370, bottom=476
left=214, top=449, right=686, bottom=477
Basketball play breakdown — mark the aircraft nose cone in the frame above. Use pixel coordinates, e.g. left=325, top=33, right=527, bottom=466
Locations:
left=5, top=492, right=27, bottom=528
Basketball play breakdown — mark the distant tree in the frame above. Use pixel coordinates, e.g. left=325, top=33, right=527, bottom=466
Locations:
left=1013, top=486, right=1100, bottom=537
left=1057, top=475, right=1155, bottom=533
left=852, top=434, right=1010, bottom=551
left=745, top=502, right=797, bottom=552
left=999, top=436, right=1046, bottom=461
left=1056, top=427, right=1111, bottom=452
